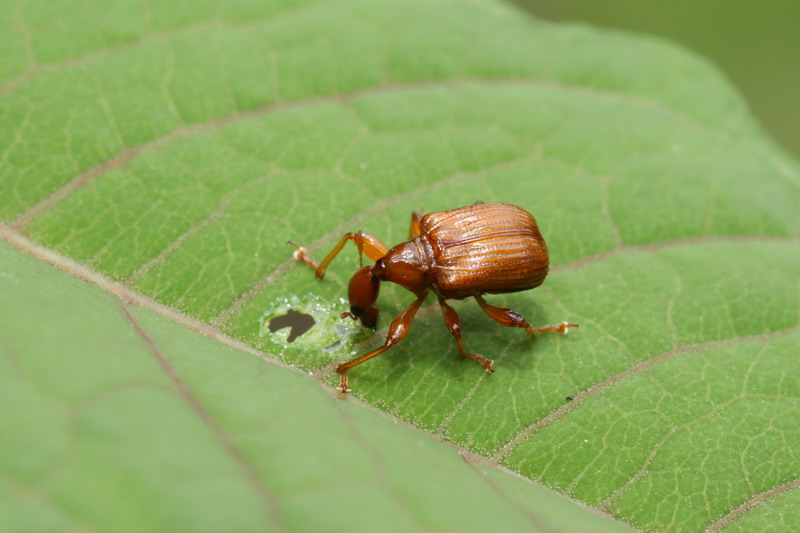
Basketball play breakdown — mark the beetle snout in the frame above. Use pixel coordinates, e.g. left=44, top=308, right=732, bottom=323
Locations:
left=346, top=266, right=381, bottom=328
left=355, top=305, right=379, bottom=329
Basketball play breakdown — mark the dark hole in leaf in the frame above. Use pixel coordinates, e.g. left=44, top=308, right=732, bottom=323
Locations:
left=268, top=309, right=315, bottom=342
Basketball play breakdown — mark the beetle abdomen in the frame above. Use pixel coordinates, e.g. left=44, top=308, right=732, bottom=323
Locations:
left=421, top=203, right=549, bottom=298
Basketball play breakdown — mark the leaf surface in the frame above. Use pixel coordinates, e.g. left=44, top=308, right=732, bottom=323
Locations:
left=1, top=0, right=799, bottom=531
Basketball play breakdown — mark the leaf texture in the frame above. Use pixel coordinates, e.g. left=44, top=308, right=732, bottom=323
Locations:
left=1, top=0, right=799, bottom=531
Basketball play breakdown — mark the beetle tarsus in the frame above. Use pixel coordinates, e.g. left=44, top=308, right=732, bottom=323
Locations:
left=526, top=321, right=579, bottom=336
left=288, top=241, right=322, bottom=273
left=467, top=353, right=494, bottom=372
left=337, top=373, right=351, bottom=394
left=559, top=322, right=579, bottom=334
left=454, top=349, right=495, bottom=372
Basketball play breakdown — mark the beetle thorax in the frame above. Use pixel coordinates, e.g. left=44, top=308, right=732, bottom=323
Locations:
left=373, top=236, right=434, bottom=295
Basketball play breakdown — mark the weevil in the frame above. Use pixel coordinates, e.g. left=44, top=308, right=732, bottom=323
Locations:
left=290, top=202, right=577, bottom=392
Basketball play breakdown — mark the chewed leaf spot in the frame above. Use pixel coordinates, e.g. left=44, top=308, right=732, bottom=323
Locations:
left=268, top=309, right=315, bottom=342
left=258, top=295, right=369, bottom=362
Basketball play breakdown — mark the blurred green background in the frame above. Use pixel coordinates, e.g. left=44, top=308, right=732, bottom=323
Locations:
left=514, top=0, right=800, bottom=157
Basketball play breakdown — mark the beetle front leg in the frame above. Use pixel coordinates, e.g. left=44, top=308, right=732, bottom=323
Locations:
left=475, top=295, right=578, bottom=335
left=336, top=291, right=428, bottom=393
left=438, top=298, right=494, bottom=372
left=289, top=231, right=389, bottom=279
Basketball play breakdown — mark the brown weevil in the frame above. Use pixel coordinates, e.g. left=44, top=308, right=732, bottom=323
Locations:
left=290, top=202, right=577, bottom=393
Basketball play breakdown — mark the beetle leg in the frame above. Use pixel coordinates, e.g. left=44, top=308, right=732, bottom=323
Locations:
left=475, top=295, right=578, bottom=336
left=438, top=297, right=494, bottom=372
left=289, top=231, right=389, bottom=280
left=288, top=241, right=319, bottom=270
left=336, top=291, right=428, bottom=393
left=409, top=211, right=423, bottom=239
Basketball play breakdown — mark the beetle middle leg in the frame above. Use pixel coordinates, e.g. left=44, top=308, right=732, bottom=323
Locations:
left=475, top=295, right=578, bottom=335
left=409, top=211, right=423, bottom=239
left=336, top=291, right=429, bottom=393
left=289, top=231, right=388, bottom=279
left=438, top=297, right=495, bottom=372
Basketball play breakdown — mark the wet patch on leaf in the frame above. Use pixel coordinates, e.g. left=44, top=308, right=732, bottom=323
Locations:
left=259, top=295, right=370, bottom=367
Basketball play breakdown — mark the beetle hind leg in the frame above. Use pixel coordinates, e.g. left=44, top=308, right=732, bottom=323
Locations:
left=475, top=295, right=578, bottom=336
left=438, top=298, right=495, bottom=372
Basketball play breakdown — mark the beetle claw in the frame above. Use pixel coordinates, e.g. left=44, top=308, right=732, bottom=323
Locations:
left=463, top=352, right=494, bottom=372
left=559, top=322, right=579, bottom=334
left=289, top=241, right=322, bottom=274
left=527, top=321, right=579, bottom=335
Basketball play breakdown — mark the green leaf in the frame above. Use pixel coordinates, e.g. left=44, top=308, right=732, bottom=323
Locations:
left=0, top=241, right=623, bottom=532
left=1, top=0, right=798, bottom=531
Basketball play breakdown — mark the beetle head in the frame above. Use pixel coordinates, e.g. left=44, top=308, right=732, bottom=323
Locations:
left=341, top=265, right=380, bottom=328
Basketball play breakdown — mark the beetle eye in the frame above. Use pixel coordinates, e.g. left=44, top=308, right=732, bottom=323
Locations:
left=350, top=306, right=365, bottom=317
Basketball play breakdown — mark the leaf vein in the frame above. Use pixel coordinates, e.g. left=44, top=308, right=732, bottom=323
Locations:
left=491, top=324, right=800, bottom=463
left=11, top=78, right=798, bottom=231
left=118, top=301, right=287, bottom=532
